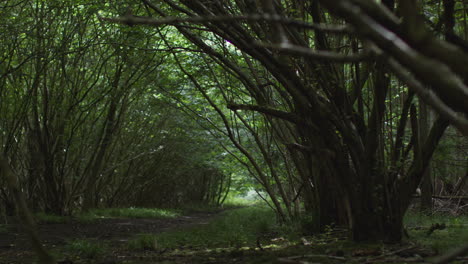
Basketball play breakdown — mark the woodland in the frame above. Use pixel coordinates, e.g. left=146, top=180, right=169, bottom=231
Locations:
left=0, top=0, right=468, bottom=263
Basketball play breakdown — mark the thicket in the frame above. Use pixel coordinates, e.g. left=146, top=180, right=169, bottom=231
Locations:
left=0, top=0, right=232, bottom=216
left=0, top=0, right=467, bottom=252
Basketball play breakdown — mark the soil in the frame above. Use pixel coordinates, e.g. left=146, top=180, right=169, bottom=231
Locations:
left=0, top=210, right=222, bottom=264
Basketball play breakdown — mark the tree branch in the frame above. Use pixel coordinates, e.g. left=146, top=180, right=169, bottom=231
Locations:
left=227, top=103, right=301, bottom=124
left=388, top=58, right=468, bottom=136
left=99, top=13, right=352, bottom=33
left=321, top=0, right=468, bottom=117
left=257, top=42, right=371, bottom=63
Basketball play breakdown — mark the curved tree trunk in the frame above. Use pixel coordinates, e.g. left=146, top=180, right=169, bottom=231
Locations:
left=0, top=155, right=55, bottom=264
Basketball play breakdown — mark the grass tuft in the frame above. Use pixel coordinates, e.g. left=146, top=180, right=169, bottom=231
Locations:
left=35, top=212, right=69, bottom=224
left=128, top=234, right=159, bottom=250
left=65, top=239, right=107, bottom=259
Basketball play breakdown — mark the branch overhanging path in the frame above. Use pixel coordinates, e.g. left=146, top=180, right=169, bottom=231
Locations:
left=318, top=0, right=468, bottom=136
left=99, top=11, right=468, bottom=136
left=98, top=13, right=352, bottom=33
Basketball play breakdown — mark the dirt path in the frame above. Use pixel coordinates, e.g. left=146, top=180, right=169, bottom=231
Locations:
left=0, top=210, right=222, bottom=263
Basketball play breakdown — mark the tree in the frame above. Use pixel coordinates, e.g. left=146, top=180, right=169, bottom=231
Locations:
left=0, top=0, right=231, bottom=217
left=103, top=0, right=467, bottom=242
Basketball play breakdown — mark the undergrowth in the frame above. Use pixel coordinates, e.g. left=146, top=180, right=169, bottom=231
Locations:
left=405, top=211, right=468, bottom=253
left=222, top=196, right=263, bottom=207
left=65, top=239, right=107, bottom=259
left=181, top=196, right=262, bottom=213
left=35, top=212, right=69, bottom=224
left=128, top=206, right=278, bottom=250
left=35, top=207, right=182, bottom=224
left=34, top=204, right=468, bottom=259
left=127, top=206, right=468, bottom=258
left=86, top=207, right=181, bottom=219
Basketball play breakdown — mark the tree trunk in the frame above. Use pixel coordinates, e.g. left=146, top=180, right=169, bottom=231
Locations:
left=0, top=156, right=56, bottom=264
left=82, top=88, right=120, bottom=211
left=351, top=205, right=403, bottom=242
left=419, top=102, right=433, bottom=213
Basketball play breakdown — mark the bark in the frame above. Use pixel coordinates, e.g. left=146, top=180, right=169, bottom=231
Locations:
left=351, top=203, right=403, bottom=242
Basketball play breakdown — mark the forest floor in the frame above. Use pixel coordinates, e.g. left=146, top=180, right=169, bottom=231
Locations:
left=0, top=206, right=467, bottom=264
left=0, top=209, right=223, bottom=264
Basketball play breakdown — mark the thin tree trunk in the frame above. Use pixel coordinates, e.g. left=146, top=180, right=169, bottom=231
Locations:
left=419, top=102, right=433, bottom=213
left=0, top=155, right=55, bottom=264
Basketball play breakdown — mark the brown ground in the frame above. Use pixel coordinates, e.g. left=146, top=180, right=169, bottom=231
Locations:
left=0, top=210, right=221, bottom=264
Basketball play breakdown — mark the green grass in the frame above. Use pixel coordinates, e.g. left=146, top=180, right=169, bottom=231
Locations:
left=90, top=207, right=181, bottom=218
left=74, top=213, right=98, bottom=224
left=222, top=196, right=260, bottom=207
left=180, top=203, right=222, bottom=213
left=221, top=192, right=269, bottom=208
left=405, top=211, right=468, bottom=253
left=65, top=239, right=107, bottom=259
left=128, top=206, right=277, bottom=250
left=35, top=212, right=69, bottom=224
left=131, top=207, right=467, bottom=254
left=75, top=207, right=182, bottom=223
left=34, top=207, right=182, bottom=224
left=128, top=234, right=159, bottom=250
left=179, top=196, right=261, bottom=213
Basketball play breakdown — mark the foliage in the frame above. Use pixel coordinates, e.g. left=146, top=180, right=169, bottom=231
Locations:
left=222, top=195, right=263, bottom=208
